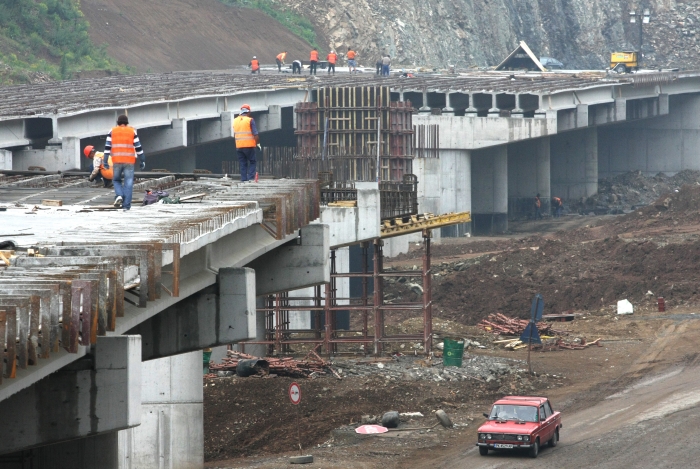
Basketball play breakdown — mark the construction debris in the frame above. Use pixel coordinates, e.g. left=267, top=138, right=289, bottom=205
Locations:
left=207, top=350, right=333, bottom=379
left=477, top=313, right=569, bottom=336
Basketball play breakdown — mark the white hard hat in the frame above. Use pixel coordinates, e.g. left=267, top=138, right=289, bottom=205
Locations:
left=253, top=56, right=257, bottom=59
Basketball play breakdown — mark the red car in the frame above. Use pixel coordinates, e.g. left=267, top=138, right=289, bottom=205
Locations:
left=476, top=396, right=562, bottom=458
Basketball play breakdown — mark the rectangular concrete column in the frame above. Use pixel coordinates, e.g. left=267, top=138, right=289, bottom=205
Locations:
left=413, top=157, right=441, bottom=242
left=551, top=127, right=598, bottom=200
left=0, top=149, right=11, bottom=169
left=12, top=136, right=81, bottom=172
left=0, top=336, right=141, bottom=457
left=118, top=351, right=203, bottom=469
left=508, top=137, right=551, bottom=217
left=439, top=149, right=472, bottom=237
left=471, top=145, right=508, bottom=234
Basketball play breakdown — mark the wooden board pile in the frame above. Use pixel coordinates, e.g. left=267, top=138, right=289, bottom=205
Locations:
left=478, top=313, right=569, bottom=336
left=207, top=350, right=339, bottom=379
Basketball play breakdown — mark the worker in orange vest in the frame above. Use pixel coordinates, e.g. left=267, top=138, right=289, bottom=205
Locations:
left=309, top=48, right=319, bottom=75
left=233, top=104, right=260, bottom=182
left=326, top=50, right=337, bottom=74
left=276, top=51, right=287, bottom=72
left=534, top=193, right=543, bottom=220
left=249, top=56, right=260, bottom=74
left=552, top=196, right=563, bottom=218
left=84, top=145, right=113, bottom=188
left=346, top=48, right=357, bottom=73
left=105, top=114, right=145, bottom=210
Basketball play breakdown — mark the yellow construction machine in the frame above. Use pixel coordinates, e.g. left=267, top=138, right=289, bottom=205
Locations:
left=610, top=51, right=638, bottom=73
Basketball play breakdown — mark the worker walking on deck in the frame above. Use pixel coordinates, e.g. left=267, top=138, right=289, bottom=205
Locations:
left=346, top=48, right=357, bottom=73
left=233, top=104, right=260, bottom=182
left=553, top=196, right=563, bottom=218
left=534, top=193, right=543, bottom=220
left=327, top=50, right=337, bottom=74
left=249, top=56, right=260, bottom=74
left=84, top=145, right=113, bottom=188
left=276, top=51, right=287, bottom=72
left=292, top=59, right=302, bottom=74
left=381, top=55, right=391, bottom=76
left=309, top=48, right=319, bottom=75
left=105, top=114, right=145, bottom=211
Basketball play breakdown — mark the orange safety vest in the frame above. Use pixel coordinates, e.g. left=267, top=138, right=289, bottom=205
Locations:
left=251, top=59, right=259, bottom=71
left=327, top=53, right=337, bottom=64
left=310, top=50, right=319, bottom=61
left=276, top=52, right=286, bottom=62
left=99, top=154, right=114, bottom=180
left=233, top=115, right=256, bottom=148
left=347, top=50, right=356, bottom=60
left=110, top=126, right=137, bottom=164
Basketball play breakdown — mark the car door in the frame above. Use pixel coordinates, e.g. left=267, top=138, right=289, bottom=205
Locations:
left=538, top=405, right=552, bottom=442
left=542, top=401, right=556, bottom=441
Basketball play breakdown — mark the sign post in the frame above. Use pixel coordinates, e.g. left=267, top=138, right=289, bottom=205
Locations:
left=288, top=382, right=306, bottom=462
left=520, top=294, right=544, bottom=375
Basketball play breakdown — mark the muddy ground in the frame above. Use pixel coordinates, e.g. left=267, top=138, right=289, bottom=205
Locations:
left=203, top=183, right=700, bottom=468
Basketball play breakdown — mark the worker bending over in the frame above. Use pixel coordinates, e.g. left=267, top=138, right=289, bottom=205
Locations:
left=276, top=51, right=287, bottom=72
left=233, top=104, right=260, bottom=182
left=292, top=59, right=302, bottom=74
left=552, top=196, right=563, bottom=218
left=249, top=56, right=260, bottom=74
left=105, top=114, right=145, bottom=211
left=84, top=145, right=113, bottom=188
left=309, top=48, right=319, bottom=75
left=327, top=50, right=337, bottom=74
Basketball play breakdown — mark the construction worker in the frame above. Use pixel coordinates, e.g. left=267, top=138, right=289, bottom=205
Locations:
left=346, top=48, right=357, bottom=73
left=233, top=104, right=260, bottom=182
left=84, top=145, right=113, bottom=188
left=326, top=50, right=337, bottom=74
left=276, top=51, right=287, bottom=72
left=292, top=59, right=302, bottom=74
left=105, top=114, right=145, bottom=211
left=309, top=48, right=319, bottom=75
left=534, top=193, right=543, bottom=220
left=553, top=196, right=563, bottom=218
left=376, top=57, right=382, bottom=75
left=381, top=55, right=391, bottom=76
left=249, top=56, right=260, bottom=74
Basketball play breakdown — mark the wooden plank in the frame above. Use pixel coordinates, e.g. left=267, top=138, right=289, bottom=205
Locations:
left=41, top=199, right=63, bottom=207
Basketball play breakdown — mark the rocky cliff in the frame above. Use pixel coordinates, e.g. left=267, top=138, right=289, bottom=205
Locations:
left=274, top=0, right=700, bottom=70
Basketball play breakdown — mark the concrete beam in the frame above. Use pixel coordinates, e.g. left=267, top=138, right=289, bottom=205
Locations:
left=0, top=336, right=141, bottom=456
left=138, top=119, right=187, bottom=156
left=188, top=112, right=234, bottom=145
left=0, top=119, right=30, bottom=148
left=129, top=268, right=256, bottom=361
left=316, top=182, right=380, bottom=248
left=12, top=137, right=81, bottom=171
left=256, top=105, right=282, bottom=133
left=247, top=224, right=330, bottom=296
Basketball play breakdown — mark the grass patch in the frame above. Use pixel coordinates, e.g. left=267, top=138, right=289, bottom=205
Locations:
left=219, top=0, right=317, bottom=49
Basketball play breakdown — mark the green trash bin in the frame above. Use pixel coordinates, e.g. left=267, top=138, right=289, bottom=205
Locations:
left=203, top=349, right=213, bottom=375
left=443, top=338, right=464, bottom=367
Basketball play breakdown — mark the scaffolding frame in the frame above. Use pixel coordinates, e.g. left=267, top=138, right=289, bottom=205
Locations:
left=241, top=230, right=433, bottom=357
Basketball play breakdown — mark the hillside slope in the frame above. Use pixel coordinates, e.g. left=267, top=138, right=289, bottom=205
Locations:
left=81, top=0, right=313, bottom=72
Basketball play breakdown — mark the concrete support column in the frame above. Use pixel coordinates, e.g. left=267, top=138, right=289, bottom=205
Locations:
left=535, top=95, right=547, bottom=119
left=0, top=149, right=11, bottom=169
left=471, top=146, right=508, bottom=234
left=466, top=94, right=477, bottom=116
left=12, top=136, right=81, bottom=171
left=419, top=91, right=431, bottom=113
left=442, top=92, right=455, bottom=115
left=551, top=127, right=598, bottom=200
left=118, top=351, right=203, bottom=469
left=399, top=92, right=405, bottom=102
left=439, top=149, right=472, bottom=237
left=488, top=94, right=500, bottom=116
left=507, top=137, right=551, bottom=218
left=511, top=94, right=524, bottom=118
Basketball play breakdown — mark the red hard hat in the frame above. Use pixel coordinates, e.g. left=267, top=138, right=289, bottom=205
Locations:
left=83, top=145, right=95, bottom=158
left=241, top=104, right=251, bottom=111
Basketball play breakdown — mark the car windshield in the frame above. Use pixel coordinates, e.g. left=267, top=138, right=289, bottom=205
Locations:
left=489, top=405, right=538, bottom=422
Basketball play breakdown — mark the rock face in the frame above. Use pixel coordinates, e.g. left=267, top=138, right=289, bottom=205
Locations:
left=274, top=0, right=699, bottom=70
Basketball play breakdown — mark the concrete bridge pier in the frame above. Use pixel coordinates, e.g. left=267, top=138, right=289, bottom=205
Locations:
left=551, top=127, right=598, bottom=201
left=471, top=146, right=508, bottom=234
left=508, top=137, right=551, bottom=218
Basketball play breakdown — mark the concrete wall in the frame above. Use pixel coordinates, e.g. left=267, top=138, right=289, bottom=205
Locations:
left=551, top=127, right=598, bottom=200
left=471, top=145, right=508, bottom=233
left=314, top=182, right=380, bottom=248
left=12, top=138, right=80, bottom=171
left=508, top=137, right=551, bottom=217
left=118, top=351, right=203, bottom=469
left=599, top=93, right=700, bottom=178
left=0, top=150, right=10, bottom=170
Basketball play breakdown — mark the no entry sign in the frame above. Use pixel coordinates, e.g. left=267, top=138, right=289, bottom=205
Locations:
left=288, top=382, right=301, bottom=405
left=355, top=425, right=388, bottom=434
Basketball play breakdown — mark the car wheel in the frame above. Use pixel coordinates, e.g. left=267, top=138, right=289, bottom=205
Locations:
left=479, top=446, right=489, bottom=456
left=549, top=430, right=559, bottom=447
left=614, top=63, right=627, bottom=74
left=529, top=440, right=539, bottom=458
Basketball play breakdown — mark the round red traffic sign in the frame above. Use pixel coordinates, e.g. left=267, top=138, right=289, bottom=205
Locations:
left=355, top=425, right=388, bottom=434
left=288, top=382, right=301, bottom=405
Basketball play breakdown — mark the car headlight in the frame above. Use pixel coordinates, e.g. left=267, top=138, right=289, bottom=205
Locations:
left=523, top=435, right=530, bottom=442
left=480, top=434, right=486, bottom=440
left=517, top=435, right=523, bottom=441
left=486, top=434, right=492, bottom=440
